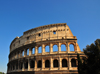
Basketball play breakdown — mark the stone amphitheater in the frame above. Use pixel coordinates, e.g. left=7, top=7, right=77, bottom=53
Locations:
left=7, top=23, right=85, bottom=74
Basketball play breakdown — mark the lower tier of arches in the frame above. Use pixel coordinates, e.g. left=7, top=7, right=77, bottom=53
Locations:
left=7, top=70, right=78, bottom=74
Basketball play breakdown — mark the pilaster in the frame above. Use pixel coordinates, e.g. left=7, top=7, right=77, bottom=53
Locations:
left=50, top=58, right=53, bottom=70
left=50, top=43, right=53, bottom=54
left=35, top=46, right=37, bottom=55
left=28, top=59, right=30, bottom=71
left=42, top=44, right=45, bottom=55
left=29, top=48, right=32, bottom=56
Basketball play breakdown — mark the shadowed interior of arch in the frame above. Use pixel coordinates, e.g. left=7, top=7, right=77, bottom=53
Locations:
left=61, top=44, right=66, bottom=51
left=53, top=45, right=58, bottom=52
left=69, top=44, right=74, bottom=51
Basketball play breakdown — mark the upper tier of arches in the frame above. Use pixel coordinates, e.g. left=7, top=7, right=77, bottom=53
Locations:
left=10, top=23, right=76, bottom=53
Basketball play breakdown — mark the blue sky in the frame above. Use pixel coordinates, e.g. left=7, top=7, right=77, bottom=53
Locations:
left=0, top=0, right=100, bottom=73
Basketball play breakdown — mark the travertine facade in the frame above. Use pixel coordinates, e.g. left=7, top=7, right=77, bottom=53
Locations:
left=7, top=23, right=85, bottom=74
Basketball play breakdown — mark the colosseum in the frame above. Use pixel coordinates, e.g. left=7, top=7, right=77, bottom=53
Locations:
left=7, top=23, right=85, bottom=74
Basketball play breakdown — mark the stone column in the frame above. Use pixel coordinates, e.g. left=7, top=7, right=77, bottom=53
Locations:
left=50, top=43, right=53, bottom=54
left=68, top=58, right=71, bottom=70
left=29, top=48, right=32, bottom=56
left=50, top=58, right=53, bottom=70
left=28, top=59, right=30, bottom=71
left=22, top=62, right=25, bottom=71
left=35, top=46, right=38, bottom=55
left=67, top=43, right=70, bottom=53
left=18, top=60, right=19, bottom=70
left=35, top=60, right=37, bottom=70
left=59, top=58, right=61, bottom=70
left=42, top=58, right=45, bottom=70
left=42, top=44, right=45, bottom=55
left=58, top=43, right=61, bottom=53
left=75, top=42, right=77, bottom=52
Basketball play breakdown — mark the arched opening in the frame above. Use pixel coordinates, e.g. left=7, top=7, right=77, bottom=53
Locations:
left=53, top=45, right=58, bottom=52
left=16, top=63, right=18, bottom=70
left=69, top=44, right=74, bottom=51
left=30, top=60, right=35, bottom=68
left=27, top=49, right=29, bottom=55
left=22, top=51, right=24, bottom=56
left=38, top=46, right=42, bottom=53
left=53, top=59, right=59, bottom=67
left=32, top=48, right=35, bottom=54
left=37, top=60, right=42, bottom=68
left=45, top=45, right=50, bottom=52
left=61, top=44, right=66, bottom=51
left=71, top=59, right=76, bottom=67
left=25, top=61, right=28, bottom=69
left=45, top=60, right=50, bottom=68
left=19, top=62, right=23, bottom=69
left=62, top=59, right=67, bottom=67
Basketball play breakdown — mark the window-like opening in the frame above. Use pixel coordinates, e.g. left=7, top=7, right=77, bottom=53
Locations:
left=53, top=31, right=56, bottom=34
left=45, top=60, right=50, bottom=68
left=27, top=49, right=29, bottom=55
left=32, top=48, right=35, bottom=54
left=25, top=61, right=28, bottom=69
left=69, top=44, right=74, bottom=51
left=53, top=45, right=58, bottom=52
left=62, top=59, right=67, bottom=67
left=37, top=60, right=42, bottom=68
left=71, top=59, right=76, bottom=67
left=45, top=45, right=50, bottom=52
left=61, top=44, right=66, bottom=51
left=30, top=60, right=35, bottom=68
left=38, top=46, right=42, bottom=53
left=22, top=51, right=24, bottom=56
left=27, top=37, right=29, bottom=40
left=67, top=29, right=69, bottom=31
left=53, top=59, right=59, bottom=67
left=39, top=33, right=41, bottom=36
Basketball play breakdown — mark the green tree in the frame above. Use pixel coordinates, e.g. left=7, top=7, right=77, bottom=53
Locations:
left=77, top=39, right=100, bottom=74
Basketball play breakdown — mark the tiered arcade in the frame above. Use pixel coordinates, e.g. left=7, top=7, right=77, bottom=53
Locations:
left=7, top=23, right=85, bottom=74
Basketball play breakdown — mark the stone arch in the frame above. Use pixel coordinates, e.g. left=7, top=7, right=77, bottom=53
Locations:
left=62, top=59, right=67, bottom=67
left=71, top=59, right=76, bottom=67
left=69, top=44, right=75, bottom=51
left=45, top=60, right=50, bottom=68
left=45, top=45, right=50, bottom=52
left=32, top=48, right=35, bottom=54
left=61, top=44, right=66, bottom=51
left=30, top=60, right=35, bottom=68
left=53, top=44, right=58, bottom=52
left=38, top=46, right=42, bottom=53
left=53, top=59, right=59, bottom=67
left=37, top=60, right=42, bottom=68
